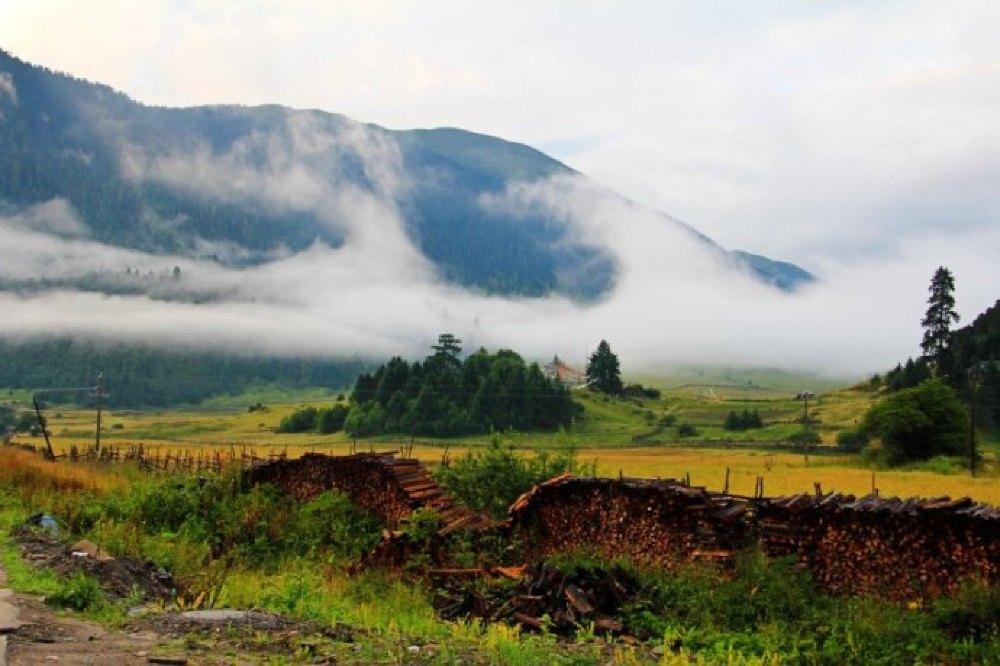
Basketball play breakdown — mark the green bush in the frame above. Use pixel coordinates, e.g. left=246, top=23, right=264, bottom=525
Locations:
left=677, top=423, right=698, bottom=437
left=435, top=436, right=595, bottom=517
left=787, top=428, right=822, bottom=445
left=290, top=491, right=381, bottom=559
left=863, top=379, right=968, bottom=464
left=724, top=409, right=764, bottom=431
left=316, top=404, right=349, bottom=434
left=402, top=507, right=443, bottom=546
left=136, top=479, right=202, bottom=532
left=343, top=402, right=387, bottom=437
left=277, top=406, right=319, bottom=433
left=46, top=573, right=103, bottom=611
left=932, top=578, right=1000, bottom=641
left=835, top=428, right=869, bottom=453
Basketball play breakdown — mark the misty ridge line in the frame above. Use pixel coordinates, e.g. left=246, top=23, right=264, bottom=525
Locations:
left=1, top=97, right=998, bottom=374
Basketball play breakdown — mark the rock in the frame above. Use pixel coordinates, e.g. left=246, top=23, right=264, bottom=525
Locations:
left=127, top=604, right=158, bottom=618
left=0, top=636, right=7, bottom=666
left=179, top=610, right=250, bottom=623
left=0, top=600, right=20, bottom=634
left=407, top=645, right=420, bottom=654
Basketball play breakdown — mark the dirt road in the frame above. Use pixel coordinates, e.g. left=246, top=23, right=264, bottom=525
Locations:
left=0, top=563, right=167, bottom=665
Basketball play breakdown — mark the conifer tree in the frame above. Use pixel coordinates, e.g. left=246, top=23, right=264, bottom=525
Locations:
left=586, top=340, right=623, bottom=396
left=921, top=267, right=959, bottom=368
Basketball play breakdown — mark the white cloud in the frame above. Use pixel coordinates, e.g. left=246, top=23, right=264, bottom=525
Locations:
left=0, top=198, right=87, bottom=237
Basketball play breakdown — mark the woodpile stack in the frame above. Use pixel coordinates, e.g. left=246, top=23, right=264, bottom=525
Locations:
left=507, top=474, right=752, bottom=569
left=758, top=493, right=1000, bottom=599
left=243, top=452, right=476, bottom=531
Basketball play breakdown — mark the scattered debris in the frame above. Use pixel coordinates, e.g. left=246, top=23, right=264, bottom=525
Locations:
left=135, top=609, right=357, bottom=644
left=433, top=564, right=641, bottom=637
left=26, top=514, right=60, bottom=538
left=15, top=526, right=174, bottom=601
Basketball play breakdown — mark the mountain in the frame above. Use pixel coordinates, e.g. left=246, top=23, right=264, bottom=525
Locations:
left=0, top=49, right=813, bottom=299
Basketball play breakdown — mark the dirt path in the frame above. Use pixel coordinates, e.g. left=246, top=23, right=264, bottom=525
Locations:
left=0, top=562, right=165, bottom=665
left=0, top=564, right=350, bottom=665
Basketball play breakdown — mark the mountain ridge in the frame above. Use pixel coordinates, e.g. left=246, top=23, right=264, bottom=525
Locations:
left=0, top=48, right=813, bottom=299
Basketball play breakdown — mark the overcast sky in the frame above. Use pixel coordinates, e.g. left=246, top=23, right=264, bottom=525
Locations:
left=3, top=0, right=998, bottom=270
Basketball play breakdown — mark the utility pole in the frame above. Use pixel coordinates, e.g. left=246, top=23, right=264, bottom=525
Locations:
left=970, top=399, right=977, bottom=478
left=32, top=395, right=55, bottom=460
left=90, top=372, right=109, bottom=453
left=968, top=363, right=983, bottom=479
left=799, top=390, right=814, bottom=427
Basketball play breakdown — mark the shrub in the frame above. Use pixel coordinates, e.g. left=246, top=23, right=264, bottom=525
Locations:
left=787, top=429, right=822, bottom=445
left=277, top=406, right=319, bottom=433
left=724, top=409, right=764, bottom=431
left=862, top=379, right=968, bottom=464
left=316, top=404, right=349, bottom=434
left=677, top=423, right=698, bottom=437
left=343, top=402, right=387, bottom=437
left=622, top=383, right=662, bottom=399
left=47, top=573, right=103, bottom=611
left=291, top=491, right=381, bottom=559
left=932, top=578, right=1000, bottom=640
left=836, top=428, right=869, bottom=453
left=136, top=479, right=202, bottom=532
left=402, top=507, right=443, bottom=546
left=435, top=436, right=595, bottom=517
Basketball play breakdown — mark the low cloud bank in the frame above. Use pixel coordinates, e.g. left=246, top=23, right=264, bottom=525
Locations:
left=2, top=115, right=997, bottom=378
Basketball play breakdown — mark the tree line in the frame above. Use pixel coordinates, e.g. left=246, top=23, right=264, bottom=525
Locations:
left=332, top=335, right=577, bottom=437
left=0, top=338, right=365, bottom=408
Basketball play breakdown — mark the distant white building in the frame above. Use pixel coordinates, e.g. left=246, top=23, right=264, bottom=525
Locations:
left=543, top=355, right=586, bottom=386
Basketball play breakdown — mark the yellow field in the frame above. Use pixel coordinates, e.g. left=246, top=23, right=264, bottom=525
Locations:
left=11, top=384, right=998, bottom=505
left=16, top=438, right=997, bottom=505
left=587, top=447, right=1000, bottom=503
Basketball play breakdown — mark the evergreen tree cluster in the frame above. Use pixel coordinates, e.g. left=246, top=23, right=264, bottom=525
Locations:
left=723, top=409, right=764, bottom=431
left=881, top=267, right=999, bottom=429
left=277, top=404, right=349, bottom=434
left=343, top=336, right=576, bottom=437
left=884, top=357, right=932, bottom=392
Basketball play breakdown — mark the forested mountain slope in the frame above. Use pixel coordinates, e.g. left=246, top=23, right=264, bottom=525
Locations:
left=0, top=49, right=812, bottom=299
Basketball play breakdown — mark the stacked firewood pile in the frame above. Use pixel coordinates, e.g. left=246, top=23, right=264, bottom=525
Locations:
left=243, top=452, right=476, bottom=532
left=758, top=492, right=1000, bottom=599
left=433, top=563, right=640, bottom=636
left=507, top=474, right=752, bottom=569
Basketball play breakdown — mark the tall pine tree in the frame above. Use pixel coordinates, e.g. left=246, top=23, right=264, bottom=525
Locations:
left=586, top=339, right=623, bottom=396
left=921, top=267, right=959, bottom=370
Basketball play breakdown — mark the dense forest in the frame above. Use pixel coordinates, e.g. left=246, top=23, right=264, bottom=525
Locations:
left=342, top=335, right=577, bottom=437
left=0, top=339, right=366, bottom=408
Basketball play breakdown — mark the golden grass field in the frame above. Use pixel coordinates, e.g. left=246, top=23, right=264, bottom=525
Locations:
left=14, top=439, right=999, bottom=504
left=8, top=382, right=999, bottom=504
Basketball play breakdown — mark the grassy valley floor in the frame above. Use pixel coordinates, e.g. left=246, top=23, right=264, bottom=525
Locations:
left=7, top=380, right=998, bottom=503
